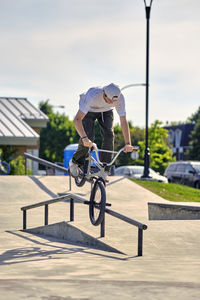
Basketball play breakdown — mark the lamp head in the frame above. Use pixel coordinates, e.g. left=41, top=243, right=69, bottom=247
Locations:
left=144, top=0, right=153, bottom=7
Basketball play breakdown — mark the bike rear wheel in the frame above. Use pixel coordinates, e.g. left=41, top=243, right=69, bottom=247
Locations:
left=75, top=167, right=86, bottom=187
left=74, top=160, right=89, bottom=187
left=89, top=180, right=106, bottom=226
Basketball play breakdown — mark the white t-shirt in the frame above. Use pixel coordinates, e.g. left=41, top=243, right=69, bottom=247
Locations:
left=79, top=87, right=126, bottom=117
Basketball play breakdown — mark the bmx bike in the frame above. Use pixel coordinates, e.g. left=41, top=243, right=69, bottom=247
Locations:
left=71, top=143, right=139, bottom=226
left=0, top=156, right=10, bottom=175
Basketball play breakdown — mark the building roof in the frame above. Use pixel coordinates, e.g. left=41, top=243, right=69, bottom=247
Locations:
left=164, top=123, right=195, bottom=148
left=0, top=97, right=49, bottom=146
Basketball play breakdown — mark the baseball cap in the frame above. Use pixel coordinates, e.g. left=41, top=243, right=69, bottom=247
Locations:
left=103, top=83, right=121, bottom=100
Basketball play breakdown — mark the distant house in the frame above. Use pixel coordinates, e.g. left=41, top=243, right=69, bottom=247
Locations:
left=164, top=123, right=195, bottom=161
left=0, top=97, right=49, bottom=174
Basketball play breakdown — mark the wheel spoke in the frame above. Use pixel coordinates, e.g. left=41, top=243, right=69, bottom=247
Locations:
left=89, top=180, right=106, bottom=226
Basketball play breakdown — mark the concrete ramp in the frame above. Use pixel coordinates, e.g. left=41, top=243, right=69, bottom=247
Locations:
left=148, top=202, right=200, bottom=220
left=24, top=221, right=123, bottom=254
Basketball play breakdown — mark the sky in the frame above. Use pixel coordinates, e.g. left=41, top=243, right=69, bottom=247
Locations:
left=0, top=0, right=200, bottom=127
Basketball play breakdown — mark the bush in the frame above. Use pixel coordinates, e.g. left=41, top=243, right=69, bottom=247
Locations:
left=9, top=156, right=32, bottom=175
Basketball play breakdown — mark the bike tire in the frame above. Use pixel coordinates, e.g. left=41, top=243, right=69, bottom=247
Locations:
left=0, top=161, right=10, bottom=175
left=74, top=160, right=89, bottom=187
left=74, top=166, right=86, bottom=187
left=89, top=180, right=106, bottom=226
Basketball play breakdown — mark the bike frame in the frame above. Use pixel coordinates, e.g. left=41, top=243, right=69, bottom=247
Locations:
left=74, top=143, right=139, bottom=226
left=83, top=143, right=138, bottom=183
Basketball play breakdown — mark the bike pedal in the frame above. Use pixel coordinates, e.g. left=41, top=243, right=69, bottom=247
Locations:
left=105, top=203, right=111, bottom=207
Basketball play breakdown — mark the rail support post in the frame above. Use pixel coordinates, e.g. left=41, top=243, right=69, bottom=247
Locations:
left=23, top=210, right=27, bottom=230
left=100, top=216, right=105, bottom=237
left=70, top=198, right=74, bottom=221
left=45, top=204, right=48, bottom=225
left=69, top=175, right=72, bottom=191
left=138, top=228, right=143, bottom=256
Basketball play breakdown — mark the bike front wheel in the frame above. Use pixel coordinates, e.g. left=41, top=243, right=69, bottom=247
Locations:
left=89, top=180, right=106, bottom=226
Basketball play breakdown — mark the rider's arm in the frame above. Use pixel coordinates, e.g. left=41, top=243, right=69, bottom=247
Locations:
left=120, top=116, right=133, bottom=152
left=73, top=110, right=93, bottom=148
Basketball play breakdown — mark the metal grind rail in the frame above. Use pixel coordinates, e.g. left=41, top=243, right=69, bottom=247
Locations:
left=21, top=193, right=148, bottom=256
left=24, top=152, right=98, bottom=191
left=24, top=152, right=72, bottom=191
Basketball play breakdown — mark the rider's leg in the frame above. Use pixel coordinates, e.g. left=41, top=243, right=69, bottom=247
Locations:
left=72, top=112, right=96, bottom=166
left=98, top=110, right=114, bottom=171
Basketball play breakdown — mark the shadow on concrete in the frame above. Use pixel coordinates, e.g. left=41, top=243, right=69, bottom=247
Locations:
left=1, top=230, right=137, bottom=266
left=28, top=176, right=58, bottom=198
left=23, top=221, right=123, bottom=254
left=60, top=176, right=126, bottom=198
left=106, top=176, right=126, bottom=188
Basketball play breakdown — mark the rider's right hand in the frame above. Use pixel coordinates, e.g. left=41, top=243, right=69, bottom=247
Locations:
left=82, top=137, right=93, bottom=148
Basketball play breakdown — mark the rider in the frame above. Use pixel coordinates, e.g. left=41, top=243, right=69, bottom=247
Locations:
left=69, top=83, right=134, bottom=177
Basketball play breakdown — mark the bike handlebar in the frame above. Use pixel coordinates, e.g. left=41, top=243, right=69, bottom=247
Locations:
left=91, top=143, right=139, bottom=167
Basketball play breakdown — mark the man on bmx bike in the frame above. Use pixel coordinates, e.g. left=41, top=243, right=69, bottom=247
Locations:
left=69, top=83, right=135, bottom=178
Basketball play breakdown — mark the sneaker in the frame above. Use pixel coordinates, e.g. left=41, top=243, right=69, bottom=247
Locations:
left=69, top=159, right=79, bottom=178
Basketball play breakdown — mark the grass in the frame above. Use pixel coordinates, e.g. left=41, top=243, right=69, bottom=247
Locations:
left=130, top=179, right=200, bottom=203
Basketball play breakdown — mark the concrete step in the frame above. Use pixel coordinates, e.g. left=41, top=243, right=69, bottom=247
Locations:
left=148, top=202, right=200, bottom=220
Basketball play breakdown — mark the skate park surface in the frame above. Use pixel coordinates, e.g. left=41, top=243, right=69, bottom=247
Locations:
left=0, top=175, right=200, bottom=300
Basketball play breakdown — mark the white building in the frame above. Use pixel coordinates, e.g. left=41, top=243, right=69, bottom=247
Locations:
left=0, top=97, right=49, bottom=174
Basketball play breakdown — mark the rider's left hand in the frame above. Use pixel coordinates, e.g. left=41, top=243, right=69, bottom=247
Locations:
left=82, top=137, right=93, bottom=148
left=123, top=144, right=134, bottom=153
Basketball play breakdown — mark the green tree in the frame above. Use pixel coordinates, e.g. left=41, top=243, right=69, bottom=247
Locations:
left=39, top=100, right=79, bottom=162
left=188, top=106, right=200, bottom=160
left=0, top=146, right=17, bottom=162
left=187, top=106, right=200, bottom=123
left=114, top=121, right=144, bottom=166
left=137, top=120, right=174, bottom=174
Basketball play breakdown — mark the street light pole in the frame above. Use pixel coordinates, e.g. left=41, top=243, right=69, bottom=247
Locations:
left=142, top=0, right=153, bottom=178
left=121, top=83, right=146, bottom=91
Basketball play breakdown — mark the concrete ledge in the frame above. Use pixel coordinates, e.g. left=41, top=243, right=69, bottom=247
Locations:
left=24, top=221, right=123, bottom=254
left=148, top=202, right=200, bottom=220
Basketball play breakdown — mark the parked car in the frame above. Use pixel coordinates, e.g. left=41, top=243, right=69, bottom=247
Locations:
left=114, top=165, right=168, bottom=183
left=164, top=161, right=200, bottom=189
